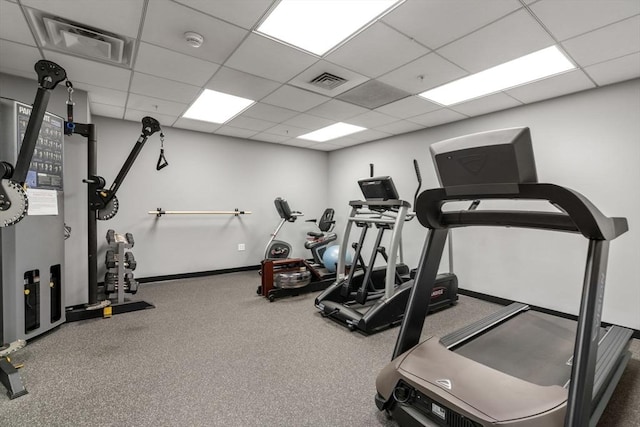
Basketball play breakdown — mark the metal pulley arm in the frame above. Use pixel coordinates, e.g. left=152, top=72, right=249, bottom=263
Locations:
left=105, top=116, right=162, bottom=200
left=1, top=60, right=66, bottom=227
left=12, top=61, right=67, bottom=183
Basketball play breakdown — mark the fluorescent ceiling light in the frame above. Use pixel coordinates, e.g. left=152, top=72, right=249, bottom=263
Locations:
left=183, top=89, right=255, bottom=123
left=298, top=122, right=366, bottom=142
left=256, top=0, right=401, bottom=56
left=419, top=46, right=576, bottom=106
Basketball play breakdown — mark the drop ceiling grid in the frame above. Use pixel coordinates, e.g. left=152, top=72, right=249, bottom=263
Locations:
left=0, top=0, right=638, bottom=151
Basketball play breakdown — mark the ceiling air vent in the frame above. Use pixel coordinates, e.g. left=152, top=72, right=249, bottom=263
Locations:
left=24, top=9, right=135, bottom=68
left=309, top=72, right=348, bottom=91
left=43, top=17, right=124, bottom=63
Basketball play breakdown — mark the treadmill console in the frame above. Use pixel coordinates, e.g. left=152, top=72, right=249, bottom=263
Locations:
left=430, top=127, right=538, bottom=188
left=358, top=176, right=399, bottom=201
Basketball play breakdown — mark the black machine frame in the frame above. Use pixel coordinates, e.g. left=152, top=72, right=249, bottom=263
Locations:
left=64, top=102, right=162, bottom=320
left=315, top=172, right=458, bottom=335
left=377, top=127, right=631, bottom=427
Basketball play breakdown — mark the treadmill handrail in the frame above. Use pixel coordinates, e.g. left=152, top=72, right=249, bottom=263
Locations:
left=416, top=183, right=628, bottom=241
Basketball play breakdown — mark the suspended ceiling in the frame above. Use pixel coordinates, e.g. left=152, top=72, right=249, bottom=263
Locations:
left=0, top=0, right=638, bottom=151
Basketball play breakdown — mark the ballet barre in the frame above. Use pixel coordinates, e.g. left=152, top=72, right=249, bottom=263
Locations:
left=149, top=208, right=252, bottom=218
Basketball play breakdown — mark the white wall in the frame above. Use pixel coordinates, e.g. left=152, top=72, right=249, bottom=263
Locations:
left=328, top=79, right=640, bottom=330
left=2, top=71, right=330, bottom=307
left=90, top=116, right=329, bottom=285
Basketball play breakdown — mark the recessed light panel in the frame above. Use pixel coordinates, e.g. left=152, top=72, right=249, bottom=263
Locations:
left=256, top=0, right=402, bottom=56
left=419, top=46, right=576, bottom=106
left=298, top=122, right=366, bottom=142
left=183, top=89, right=255, bottom=123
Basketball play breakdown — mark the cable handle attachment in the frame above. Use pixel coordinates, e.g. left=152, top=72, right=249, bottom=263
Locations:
left=156, top=131, right=168, bottom=170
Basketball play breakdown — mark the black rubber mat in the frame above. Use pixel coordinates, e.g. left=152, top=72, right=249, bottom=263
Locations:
left=454, top=311, right=577, bottom=387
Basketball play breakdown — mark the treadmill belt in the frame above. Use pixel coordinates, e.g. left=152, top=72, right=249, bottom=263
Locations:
left=454, top=311, right=576, bottom=387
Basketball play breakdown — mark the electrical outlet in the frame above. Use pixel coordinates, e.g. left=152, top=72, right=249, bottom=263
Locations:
left=238, top=243, right=245, bottom=251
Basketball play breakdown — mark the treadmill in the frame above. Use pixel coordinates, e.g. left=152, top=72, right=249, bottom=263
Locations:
left=375, top=127, right=632, bottom=427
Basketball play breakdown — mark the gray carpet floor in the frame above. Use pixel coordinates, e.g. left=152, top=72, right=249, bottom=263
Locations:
left=1, top=271, right=638, bottom=426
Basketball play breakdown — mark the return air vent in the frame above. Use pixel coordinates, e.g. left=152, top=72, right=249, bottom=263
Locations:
left=309, top=72, right=348, bottom=90
left=24, top=8, right=135, bottom=67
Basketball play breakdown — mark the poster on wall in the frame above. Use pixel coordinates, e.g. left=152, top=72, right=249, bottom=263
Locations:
left=16, top=101, right=64, bottom=191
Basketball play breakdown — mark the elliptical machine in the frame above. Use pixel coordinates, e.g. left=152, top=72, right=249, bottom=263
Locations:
left=263, top=197, right=303, bottom=260
left=314, top=161, right=458, bottom=334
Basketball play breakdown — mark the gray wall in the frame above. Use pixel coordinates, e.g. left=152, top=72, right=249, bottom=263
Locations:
left=328, top=79, right=640, bottom=330
left=91, top=116, right=329, bottom=296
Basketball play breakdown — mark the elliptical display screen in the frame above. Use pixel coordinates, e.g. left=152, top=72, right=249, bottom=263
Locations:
left=358, top=176, right=399, bottom=201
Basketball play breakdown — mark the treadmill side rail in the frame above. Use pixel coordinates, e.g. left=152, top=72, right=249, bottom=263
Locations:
left=440, top=302, right=529, bottom=349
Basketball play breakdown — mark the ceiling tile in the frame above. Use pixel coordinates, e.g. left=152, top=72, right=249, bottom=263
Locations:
left=305, top=99, right=369, bottom=121
left=0, top=1, right=37, bottom=45
left=530, top=0, right=640, bottom=41
left=505, top=69, right=596, bottom=104
left=584, top=53, right=640, bottom=86
left=215, top=125, right=258, bottom=139
left=282, top=113, right=334, bottom=130
left=307, top=142, right=342, bottom=151
left=328, top=137, right=361, bottom=147
left=225, top=33, right=318, bottom=83
left=134, top=42, right=219, bottom=86
left=372, top=119, right=424, bottom=135
left=448, top=92, right=523, bottom=116
left=378, top=52, right=468, bottom=94
left=437, top=9, right=555, bottom=72
left=561, top=15, right=640, bottom=67
left=382, top=0, right=521, bottom=49
left=173, top=0, right=273, bottom=30
left=261, top=85, right=329, bottom=112
left=278, top=138, right=316, bottom=148
left=173, top=117, right=220, bottom=133
left=90, top=103, right=125, bottom=119
left=345, top=129, right=392, bottom=143
left=242, top=103, right=298, bottom=123
left=130, top=72, right=200, bottom=104
left=44, top=51, right=132, bottom=91
left=124, top=108, right=177, bottom=127
left=374, top=96, right=441, bottom=119
left=326, top=22, right=429, bottom=78
left=263, top=123, right=309, bottom=138
left=72, top=83, right=128, bottom=107
left=142, top=0, right=248, bottom=64
left=0, top=40, right=42, bottom=78
left=226, top=115, right=276, bottom=132
left=21, top=0, right=145, bottom=38
left=248, top=132, right=292, bottom=144
left=126, top=93, right=188, bottom=116
left=288, top=60, right=370, bottom=96
left=407, top=108, right=468, bottom=127
left=347, top=110, right=398, bottom=128
left=205, top=66, right=280, bottom=101
left=337, top=80, right=410, bottom=109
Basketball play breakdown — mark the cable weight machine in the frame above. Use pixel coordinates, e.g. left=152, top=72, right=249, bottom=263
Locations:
left=1, top=60, right=68, bottom=399
left=64, top=93, right=166, bottom=321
